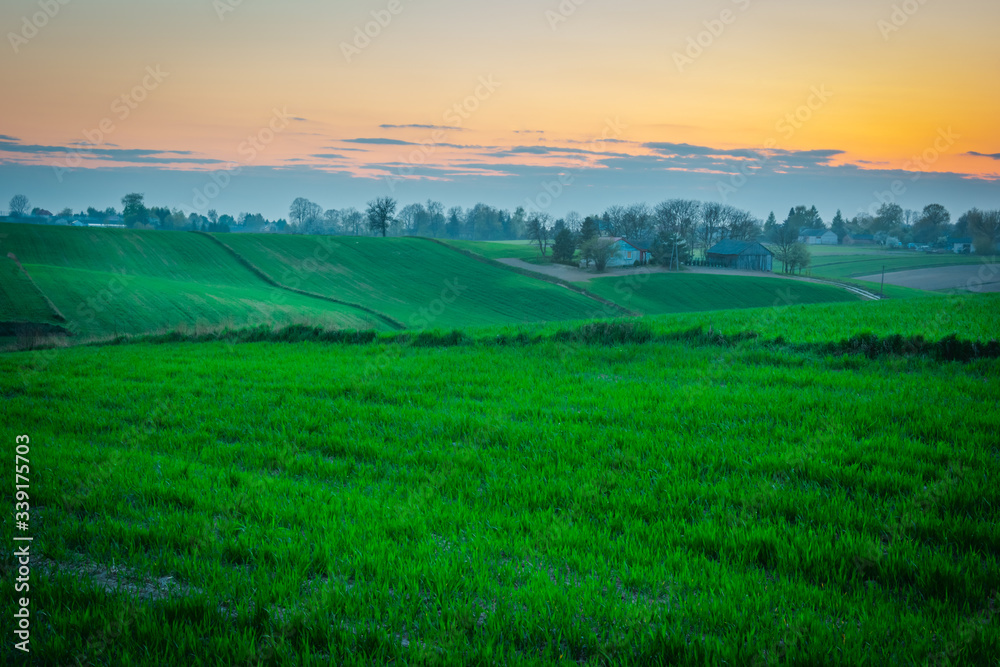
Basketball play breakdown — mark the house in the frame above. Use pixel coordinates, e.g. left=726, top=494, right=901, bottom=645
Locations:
left=843, top=233, right=876, bottom=246
left=706, top=240, right=773, bottom=272
left=798, top=228, right=838, bottom=245
left=950, top=237, right=973, bottom=254
left=606, top=238, right=651, bottom=267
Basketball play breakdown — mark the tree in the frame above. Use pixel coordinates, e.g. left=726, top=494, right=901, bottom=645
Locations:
left=581, top=237, right=619, bottom=273
left=551, top=227, right=577, bottom=263
left=653, top=230, right=688, bottom=270
left=725, top=208, right=761, bottom=241
left=445, top=207, right=463, bottom=239
left=397, top=203, right=424, bottom=236
left=366, top=197, right=397, bottom=237
left=967, top=208, right=1000, bottom=255
left=289, top=197, right=322, bottom=232
left=700, top=202, right=726, bottom=249
left=772, top=218, right=800, bottom=274
left=788, top=243, right=811, bottom=275
left=121, top=193, right=148, bottom=228
left=912, top=204, right=951, bottom=244
left=761, top=212, right=778, bottom=241
left=526, top=213, right=551, bottom=256
left=425, top=200, right=445, bottom=237
left=564, top=211, right=582, bottom=232
left=580, top=216, right=600, bottom=244
left=9, top=194, right=29, bottom=217
left=874, top=203, right=904, bottom=234
left=56, top=207, right=73, bottom=218
left=149, top=206, right=171, bottom=228
left=830, top=210, right=848, bottom=241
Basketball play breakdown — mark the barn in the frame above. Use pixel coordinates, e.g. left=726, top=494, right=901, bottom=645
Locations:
left=706, top=240, right=773, bottom=272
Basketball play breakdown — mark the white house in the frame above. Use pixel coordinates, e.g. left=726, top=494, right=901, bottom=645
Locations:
left=798, top=228, right=838, bottom=245
left=606, top=238, right=651, bottom=267
left=950, top=237, right=973, bottom=254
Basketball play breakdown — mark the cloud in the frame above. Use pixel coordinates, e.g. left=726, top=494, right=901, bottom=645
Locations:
left=487, top=145, right=632, bottom=159
left=645, top=142, right=761, bottom=159
left=380, top=124, right=463, bottom=131
left=342, top=138, right=418, bottom=146
left=967, top=151, right=1000, bottom=160
left=312, top=153, right=345, bottom=159
left=0, top=137, right=221, bottom=164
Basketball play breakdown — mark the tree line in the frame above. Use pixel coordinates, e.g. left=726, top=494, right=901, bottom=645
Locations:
left=8, top=192, right=999, bottom=261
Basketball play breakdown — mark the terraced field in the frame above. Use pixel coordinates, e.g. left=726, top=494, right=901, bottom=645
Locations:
left=1, top=295, right=997, bottom=665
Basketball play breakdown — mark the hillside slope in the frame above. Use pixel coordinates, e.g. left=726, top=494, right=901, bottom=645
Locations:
left=0, top=223, right=389, bottom=338
left=216, top=234, right=608, bottom=328
left=583, top=273, right=859, bottom=315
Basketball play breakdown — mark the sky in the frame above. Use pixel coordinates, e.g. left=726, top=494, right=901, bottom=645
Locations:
left=2, top=0, right=999, bottom=222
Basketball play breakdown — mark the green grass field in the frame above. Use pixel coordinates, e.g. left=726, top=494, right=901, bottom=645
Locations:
left=0, top=255, right=63, bottom=328
left=0, top=224, right=387, bottom=340
left=443, top=239, right=546, bottom=262
left=2, top=295, right=998, bottom=665
left=214, top=234, right=606, bottom=329
left=580, top=273, right=860, bottom=316
left=779, top=246, right=988, bottom=280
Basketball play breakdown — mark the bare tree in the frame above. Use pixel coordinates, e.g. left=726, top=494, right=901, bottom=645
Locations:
left=289, top=197, right=322, bottom=232
left=526, top=213, right=551, bottom=256
left=725, top=208, right=761, bottom=241
left=342, top=207, right=363, bottom=236
left=366, top=197, right=397, bottom=237
left=771, top=221, right=800, bottom=274
left=397, top=203, right=425, bottom=235
left=581, top=237, right=619, bottom=273
left=9, top=194, right=29, bottom=217
left=700, top=202, right=726, bottom=249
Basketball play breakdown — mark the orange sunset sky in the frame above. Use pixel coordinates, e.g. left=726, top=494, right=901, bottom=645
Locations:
left=2, top=0, right=998, bottom=220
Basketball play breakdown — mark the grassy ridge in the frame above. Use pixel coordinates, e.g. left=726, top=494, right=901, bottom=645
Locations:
left=0, top=254, right=64, bottom=327
left=0, top=223, right=394, bottom=339
left=25, top=264, right=386, bottom=338
left=2, top=298, right=997, bottom=665
left=217, top=234, right=608, bottom=328
left=581, top=273, right=859, bottom=315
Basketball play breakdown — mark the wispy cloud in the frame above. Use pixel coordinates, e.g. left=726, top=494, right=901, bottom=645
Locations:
left=966, top=151, right=1000, bottom=160
left=342, top=138, right=418, bottom=146
left=380, top=124, right=463, bottom=131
